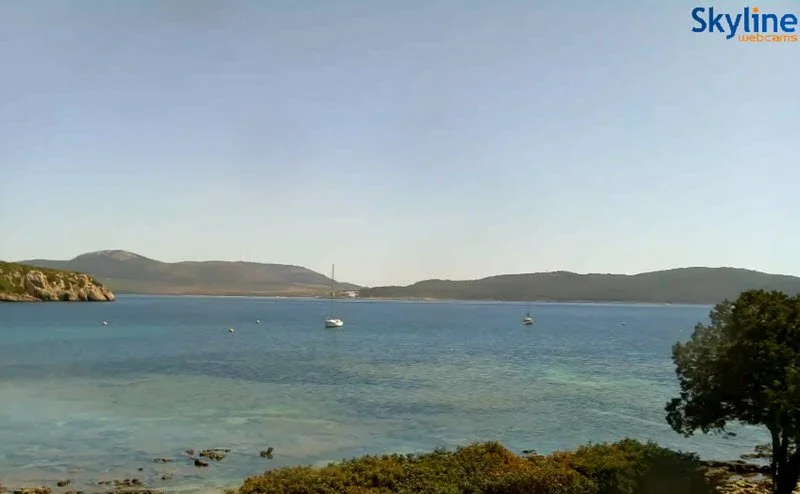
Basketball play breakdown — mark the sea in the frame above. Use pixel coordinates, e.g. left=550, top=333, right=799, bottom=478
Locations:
left=0, top=296, right=767, bottom=493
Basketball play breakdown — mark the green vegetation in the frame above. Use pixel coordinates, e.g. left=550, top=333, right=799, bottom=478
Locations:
left=21, top=250, right=360, bottom=296
left=0, top=260, right=113, bottom=302
left=358, top=268, right=800, bottom=304
left=0, top=261, right=73, bottom=296
left=666, top=289, right=800, bottom=494
left=226, top=439, right=719, bottom=494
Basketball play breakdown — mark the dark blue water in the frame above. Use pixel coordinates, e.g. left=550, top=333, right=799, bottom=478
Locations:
left=0, top=296, right=765, bottom=493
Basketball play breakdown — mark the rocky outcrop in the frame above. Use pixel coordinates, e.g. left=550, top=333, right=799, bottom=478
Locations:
left=0, top=262, right=115, bottom=302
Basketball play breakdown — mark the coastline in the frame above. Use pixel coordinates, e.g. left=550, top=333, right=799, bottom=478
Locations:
left=0, top=441, right=771, bottom=494
left=95, top=292, right=711, bottom=307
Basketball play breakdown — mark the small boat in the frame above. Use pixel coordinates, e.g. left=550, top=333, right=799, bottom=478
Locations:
left=522, top=300, right=534, bottom=326
left=324, top=264, right=344, bottom=329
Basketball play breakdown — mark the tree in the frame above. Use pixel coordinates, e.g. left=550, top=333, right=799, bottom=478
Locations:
left=665, top=289, right=800, bottom=494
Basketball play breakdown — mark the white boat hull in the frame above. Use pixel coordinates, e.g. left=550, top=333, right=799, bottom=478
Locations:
left=325, top=318, right=344, bottom=328
left=522, top=317, right=534, bottom=326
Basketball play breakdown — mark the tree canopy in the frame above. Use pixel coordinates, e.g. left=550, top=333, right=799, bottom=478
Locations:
left=666, top=289, right=800, bottom=494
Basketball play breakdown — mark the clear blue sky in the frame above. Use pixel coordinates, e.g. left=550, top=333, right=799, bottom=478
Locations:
left=1, top=1, right=798, bottom=287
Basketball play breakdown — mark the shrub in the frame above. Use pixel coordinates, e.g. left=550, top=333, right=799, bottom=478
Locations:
left=228, top=439, right=719, bottom=494
left=551, top=439, right=717, bottom=494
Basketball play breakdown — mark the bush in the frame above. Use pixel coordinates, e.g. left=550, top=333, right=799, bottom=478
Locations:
left=228, top=439, right=719, bottom=494
left=551, top=439, right=717, bottom=494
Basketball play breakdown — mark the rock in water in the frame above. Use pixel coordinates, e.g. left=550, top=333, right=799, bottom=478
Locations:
left=0, top=262, right=115, bottom=302
left=198, top=449, right=227, bottom=461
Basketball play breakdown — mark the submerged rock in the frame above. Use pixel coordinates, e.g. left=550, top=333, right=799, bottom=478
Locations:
left=152, top=458, right=172, bottom=463
left=107, top=490, right=162, bottom=494
left=259, top=447, right=274, bottom=459
left=56, top=481, right=71, bottom=487
left=193, top=459, right=209, bottom=468
left=198, top=449, right=227, bottom=461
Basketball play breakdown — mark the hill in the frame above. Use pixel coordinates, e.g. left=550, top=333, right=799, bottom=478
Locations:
left=357, top=267, right=800, bottom=304
left=18, top=250, right=360, bottom=297
left=0, top=261, right=116, bottom=302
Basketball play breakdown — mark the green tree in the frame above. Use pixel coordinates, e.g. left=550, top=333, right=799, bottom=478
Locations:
left=665, top=289, right=800, bottom=494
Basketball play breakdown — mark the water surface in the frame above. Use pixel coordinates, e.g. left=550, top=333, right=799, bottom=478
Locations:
left=0, top=296, right=766, bottom=492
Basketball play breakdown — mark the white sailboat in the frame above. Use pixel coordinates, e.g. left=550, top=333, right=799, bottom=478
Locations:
left=324, top=264, right=344, bottom=329
left=522, top=300, right=534, bottom=326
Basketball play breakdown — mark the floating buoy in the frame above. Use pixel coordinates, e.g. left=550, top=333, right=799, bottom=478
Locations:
left=229, top=328, right=235, bottom=333
left=256, top=319, right=261, bottom=324
left=621, top=321, right=626, bottom=326
left=102, top=321, right=108, bottom=326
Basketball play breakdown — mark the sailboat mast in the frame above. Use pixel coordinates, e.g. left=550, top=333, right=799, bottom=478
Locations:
left=329, top=264, right=335, bottom=315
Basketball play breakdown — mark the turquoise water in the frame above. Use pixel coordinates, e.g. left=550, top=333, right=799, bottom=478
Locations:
left=0, top=296, right=766, bottom=493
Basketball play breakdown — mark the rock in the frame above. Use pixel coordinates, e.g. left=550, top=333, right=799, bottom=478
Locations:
left=702, top=460, right=770, bottom=475
left=56, top=481, right=71, bottom=487
left=102, top=480, right=142, bottom=488
left=0, top=264, right=115, bottom=303
left=159, top=474, right=173, bottom=481
left=12, top=488, right=51, bottom=494
left=193, top=459, right=209, bottom=468
left=259, top=447, right=274, bottom=459
left=152, top=458, right=172, bottom=463
left=198, top=449, right=227, bottom=461
left=184, top=450, right=195, bottom=456
left=107, top=490, right=161, bottom=494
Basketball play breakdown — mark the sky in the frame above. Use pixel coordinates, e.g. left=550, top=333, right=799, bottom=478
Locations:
left=0, top=0, right=798, bottom=287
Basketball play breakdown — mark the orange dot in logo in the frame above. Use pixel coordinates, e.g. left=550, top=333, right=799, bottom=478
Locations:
left=753, top=7, right=759, bottom=12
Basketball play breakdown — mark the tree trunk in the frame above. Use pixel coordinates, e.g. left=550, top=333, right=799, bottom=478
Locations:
left=775, top=468, right=799, bottom=494
left=773, top=439, right=800, bottom=494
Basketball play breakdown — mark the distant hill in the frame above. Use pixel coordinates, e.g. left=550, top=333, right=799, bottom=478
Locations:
left=357, top=268, right=800, bottom=304
left=19, top=250, right=360, bottom=297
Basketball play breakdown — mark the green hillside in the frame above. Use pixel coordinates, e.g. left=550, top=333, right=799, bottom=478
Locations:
left=20, top=250, right=360, bottom=297
left=0, top=261, right=115, bottom=302
left=357, top=267, right=800, bottom=304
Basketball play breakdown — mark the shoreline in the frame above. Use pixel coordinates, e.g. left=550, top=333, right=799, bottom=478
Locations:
left=89, top=293, right=712, bottom=307
left=0, top=442, right=770, bottom=494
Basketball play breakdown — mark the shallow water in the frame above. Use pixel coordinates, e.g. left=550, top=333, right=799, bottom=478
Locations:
left=0, top=296, right=766, bottom=492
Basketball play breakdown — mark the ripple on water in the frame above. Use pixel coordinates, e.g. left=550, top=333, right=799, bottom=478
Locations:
left=0, top=297, right=769, bottom=492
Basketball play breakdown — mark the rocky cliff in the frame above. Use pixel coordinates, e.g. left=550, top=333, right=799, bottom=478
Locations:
left=0, top=261, right=116, bottom=302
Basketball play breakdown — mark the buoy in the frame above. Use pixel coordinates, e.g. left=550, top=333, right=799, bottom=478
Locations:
left=102, top=321, right=108, bottom=326
left=229, top=328, right=235, bottom=333
left=621, top=321, right=626, bottom=326
left=256, top=319, right=261, bottom=324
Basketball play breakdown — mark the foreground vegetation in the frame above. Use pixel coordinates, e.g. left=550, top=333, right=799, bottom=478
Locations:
left=226, top=439, right=732, bottom=494
left=667, top=290, right=800, bottom=494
